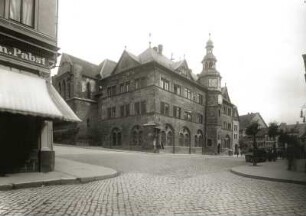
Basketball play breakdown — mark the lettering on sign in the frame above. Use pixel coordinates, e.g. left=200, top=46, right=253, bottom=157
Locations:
left=0, top=44, right=47, bottom=67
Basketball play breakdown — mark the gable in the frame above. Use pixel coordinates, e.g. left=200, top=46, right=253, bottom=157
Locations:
left=112, top=51, right=140, bottom=75
left=221, top=87, right=231, bottom=103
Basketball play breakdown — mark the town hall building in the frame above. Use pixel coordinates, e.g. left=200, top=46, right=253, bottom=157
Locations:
left=52, top=37, right=239, bottom=154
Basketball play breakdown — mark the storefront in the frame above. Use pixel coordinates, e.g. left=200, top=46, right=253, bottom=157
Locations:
left=0, top=65, right=80, bottom=174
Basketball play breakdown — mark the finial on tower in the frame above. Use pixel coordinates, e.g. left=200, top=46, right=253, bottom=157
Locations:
left=149, top=33, right=152, bottom=48
left=209, top=33, right=211, bottom=39
left=124, top=45, right=127, bottom=50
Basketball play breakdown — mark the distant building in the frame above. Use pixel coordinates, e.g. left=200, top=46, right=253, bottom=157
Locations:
left=0, top=0, right=79, bottom=174
left=52, top=37, right=239, bottom=154
left=239, top=113, right=269, bottom=150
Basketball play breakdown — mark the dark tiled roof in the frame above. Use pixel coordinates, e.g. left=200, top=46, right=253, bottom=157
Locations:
left=98, top=59, right=117, bottom=79
left=61, top=53, right=99, bottom=79
left=279, top=123, right=306, bottom=137
left=239, top=113, right=257, bottom=130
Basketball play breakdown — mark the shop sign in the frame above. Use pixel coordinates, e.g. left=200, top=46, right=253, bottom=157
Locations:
left=0, top=44, right=49, bottom=67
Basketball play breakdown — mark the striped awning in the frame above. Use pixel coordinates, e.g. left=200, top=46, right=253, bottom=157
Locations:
left=0, top=67, right=81, bottom=122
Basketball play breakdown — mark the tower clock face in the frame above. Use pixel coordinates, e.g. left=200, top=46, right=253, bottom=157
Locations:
left=208, top=78, right=218, bottom=87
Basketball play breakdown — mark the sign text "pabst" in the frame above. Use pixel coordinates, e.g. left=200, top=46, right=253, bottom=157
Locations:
left=0, top=44, right=46, bottom=66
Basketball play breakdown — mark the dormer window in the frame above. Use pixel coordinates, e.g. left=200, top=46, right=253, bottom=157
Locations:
left=9, top=0, right=35, bottom=27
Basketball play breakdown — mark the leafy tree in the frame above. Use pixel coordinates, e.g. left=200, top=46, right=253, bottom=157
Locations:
left=268, top=122, right=279, bottom=149
left=246, top=122, right=260, bottom=166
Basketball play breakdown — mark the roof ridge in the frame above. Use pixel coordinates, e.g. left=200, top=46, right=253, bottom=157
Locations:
left=61, top=53, right=98, bottom=66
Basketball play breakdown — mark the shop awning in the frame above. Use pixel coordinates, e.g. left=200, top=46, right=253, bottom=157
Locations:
left=0, top=67, right=81, bottom=122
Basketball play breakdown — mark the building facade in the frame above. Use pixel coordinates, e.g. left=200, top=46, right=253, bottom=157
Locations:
left=0, top=0, right=79, bottom=174
left=53, top=37, right=239, bottom=154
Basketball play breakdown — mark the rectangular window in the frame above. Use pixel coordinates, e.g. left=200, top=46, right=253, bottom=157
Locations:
left=135, top=78, right=139, bottom=89
left=160, top=102, right=169, bottom=115
left=160, top=78, right=169, bottom=91
left=234, top=125, right=238, bottom=131
left=134, top=102, right=140, bottom=115
left=120, top=83, right=125, bottom=93
left=120, top=105, right=125, bottom=117
left=111, top=107, right=116, bottom=118
left=107, top=87, right=112, bottom=97
left=0, top=0, right=5, bottom=17
left=126, top=81, right=130, bottom=92
left=173, top=106, right=181, bottom=119
left=125, top=104, right=130, bottom=116
left=107, top=108, right=111, bottom=119
left=141, top=101, right=146, bottom=114
left=184, top=111, right=192, bottom=121
left=228, top=123, right=232, bottom=130
left=184, top=88, right=191, bottom=99
left=174, top=84, right=181, bottom=95
left=228, top=108, right=232, bottom=116
left=198, top=113, right=203, bottom=124
left=199, top=94, right=203, bottom=105
left=111, top=85, right=116, bottom=95
left=10, top=0, right=35, bottom=27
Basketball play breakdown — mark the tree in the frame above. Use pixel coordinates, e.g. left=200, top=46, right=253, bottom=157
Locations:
left=246, top=122, right=260, bottom=166
left=268, top=122, right=279, bottom=147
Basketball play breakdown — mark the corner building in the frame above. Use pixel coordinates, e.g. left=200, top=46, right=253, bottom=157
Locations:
left=0, top=0, right=80, bottom=174
left=53, top=37, right=239, bottom=154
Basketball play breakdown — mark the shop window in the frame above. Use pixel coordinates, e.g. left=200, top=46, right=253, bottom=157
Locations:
left=10, top=0, right=35, bottom=27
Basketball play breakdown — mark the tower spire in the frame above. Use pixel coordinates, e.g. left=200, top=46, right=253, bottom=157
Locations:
left=149, top=33, right=152, bottom=48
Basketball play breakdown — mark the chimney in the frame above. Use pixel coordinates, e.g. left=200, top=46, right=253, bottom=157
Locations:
left=158, top=44, right=163, bottom=55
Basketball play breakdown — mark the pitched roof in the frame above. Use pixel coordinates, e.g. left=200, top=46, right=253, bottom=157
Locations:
left=112, top=47, right=194, bottom=80
left=60, top=53, right=99, bottom=79
left=279, top=123, right=306, bottom=137
left=239, top=112, right=267, bottom=130
left=98, top=59, right=117, bottom=79
left=221, top=87, right=231, bottom=103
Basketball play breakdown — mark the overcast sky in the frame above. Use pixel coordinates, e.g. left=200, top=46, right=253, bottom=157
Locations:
left=55, top=0, right=306, bottom=125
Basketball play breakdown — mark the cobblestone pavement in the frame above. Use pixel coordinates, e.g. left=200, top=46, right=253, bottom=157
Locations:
left=0, top=149, right=306, bottom=216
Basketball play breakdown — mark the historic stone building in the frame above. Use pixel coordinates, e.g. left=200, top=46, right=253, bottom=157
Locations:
left=53, top=37, right=239, bottom=154
left=0, top=0, right=79, bottom=174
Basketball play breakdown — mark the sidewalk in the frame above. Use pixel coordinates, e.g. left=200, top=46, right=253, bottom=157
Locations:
left=0, top=158, right=119, bottom=191
left=231, top=159, right=306, bottom=185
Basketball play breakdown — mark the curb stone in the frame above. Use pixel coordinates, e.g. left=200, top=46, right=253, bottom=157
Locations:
left=230, top=168, right=306, bottom=186
left=0, top=171, right=119, bottom=191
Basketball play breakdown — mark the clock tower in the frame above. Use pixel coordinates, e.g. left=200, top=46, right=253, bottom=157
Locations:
left=198, top=34, right=222, bottom=90
left=198, top=34, right=223, bottom=154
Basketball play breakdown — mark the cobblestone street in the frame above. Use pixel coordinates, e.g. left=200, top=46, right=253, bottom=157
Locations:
left=0, top=146, right=306, bottom=216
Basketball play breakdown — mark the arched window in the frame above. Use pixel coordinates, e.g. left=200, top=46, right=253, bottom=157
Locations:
left=131, top=125, right=143, bottom=146
left=179, top=133, right=184, bottom=146
left=87, top=82, right=91, bottom=99
left=163, top=124, right=174, bottom=146
left=181, top=127, right=190, bottom=147
left=63, top=80, right=66, bottom=99
left=68, top=81, right=71, bottom=98
left=111, top=128, right=122, bottom=146
left=167, top=131, right=173, bottom=146
left=195, top=130, right=204, bottom=147
left=58, top=83, right=61, bottom=96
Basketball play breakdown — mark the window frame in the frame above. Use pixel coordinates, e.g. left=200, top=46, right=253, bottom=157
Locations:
left=9, top=0, right=35, bottom=27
